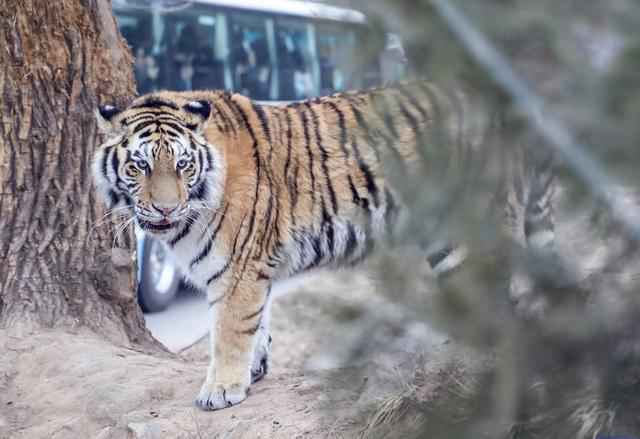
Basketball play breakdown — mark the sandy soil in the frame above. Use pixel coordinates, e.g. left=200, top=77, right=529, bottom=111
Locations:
left=1, top=186, right=638, bottom=439
left=0, top=269, right=476, bottom=439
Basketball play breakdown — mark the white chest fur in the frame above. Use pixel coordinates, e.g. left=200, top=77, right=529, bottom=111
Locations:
left=166, top=219, right=229, bottom=291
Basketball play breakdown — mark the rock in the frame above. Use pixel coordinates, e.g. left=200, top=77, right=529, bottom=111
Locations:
left=94, top=427, right=114, bottom=439
left=127, top=421, right=161, bottom=439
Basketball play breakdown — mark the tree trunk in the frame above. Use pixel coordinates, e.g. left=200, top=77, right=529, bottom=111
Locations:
left=0, top=0, right=157, bottom=348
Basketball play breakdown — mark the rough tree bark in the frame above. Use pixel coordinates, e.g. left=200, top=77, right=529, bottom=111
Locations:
left=0, top=0, right=157, bottom=347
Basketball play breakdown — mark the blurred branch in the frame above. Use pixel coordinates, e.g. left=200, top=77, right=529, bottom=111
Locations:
left=429, top=0, right=640, bottom=242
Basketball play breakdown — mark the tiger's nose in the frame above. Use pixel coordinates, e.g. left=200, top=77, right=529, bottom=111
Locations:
left=152, top=203, right=179, bottom=216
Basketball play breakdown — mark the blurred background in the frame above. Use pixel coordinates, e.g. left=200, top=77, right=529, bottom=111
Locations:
left=114, top=0, right=640, bottom=437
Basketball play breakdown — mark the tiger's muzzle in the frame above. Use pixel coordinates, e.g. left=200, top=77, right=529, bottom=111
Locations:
left=135, top=201, right=189, bottom=234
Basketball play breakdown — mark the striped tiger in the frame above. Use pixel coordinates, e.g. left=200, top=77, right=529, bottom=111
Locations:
left=92, top=81, right=556, bottom=410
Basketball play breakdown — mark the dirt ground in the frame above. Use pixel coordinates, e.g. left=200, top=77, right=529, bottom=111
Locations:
left=0, top=269, right=478, bottom=439
left=1, top=187, right=638, bottom=439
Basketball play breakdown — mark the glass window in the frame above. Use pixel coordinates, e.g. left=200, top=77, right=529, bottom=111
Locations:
left=315, top=22, right=361, bottom=94
left=275, top=18, right=316, bottom=100
left=115, top=10, right=163, bottom=94
left=115, top=4, right=229, bottom=93
left=161, top=5, right=227, bottom=91
left=228, top=12, right=274, bottom=100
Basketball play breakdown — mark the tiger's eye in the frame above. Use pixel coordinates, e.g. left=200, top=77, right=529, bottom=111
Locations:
left=177, top=159, right=189, bottom=170
left=135, top=160, right=149, bottom=173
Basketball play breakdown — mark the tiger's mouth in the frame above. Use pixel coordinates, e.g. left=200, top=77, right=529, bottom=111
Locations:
left=137, top=218, right=179, bottom=233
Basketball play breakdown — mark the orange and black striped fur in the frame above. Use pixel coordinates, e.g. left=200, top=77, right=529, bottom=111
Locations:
left=92, top=81, right=555, bottom=410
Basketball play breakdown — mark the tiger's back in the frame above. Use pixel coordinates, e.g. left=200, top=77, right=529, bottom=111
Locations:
left=229, top=81, right=494, bottom=281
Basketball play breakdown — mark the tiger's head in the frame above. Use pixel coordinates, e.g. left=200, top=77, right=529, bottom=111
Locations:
left=92, top=94, right=225, bottom=238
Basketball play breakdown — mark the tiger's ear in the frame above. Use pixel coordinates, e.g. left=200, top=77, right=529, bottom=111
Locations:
left=95, top=105, right=122, bottom=135
left=183, top=100, right=211, bottom=132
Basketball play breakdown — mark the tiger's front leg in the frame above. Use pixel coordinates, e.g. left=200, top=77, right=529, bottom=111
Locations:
left=195, top=274, right=270, bottom=410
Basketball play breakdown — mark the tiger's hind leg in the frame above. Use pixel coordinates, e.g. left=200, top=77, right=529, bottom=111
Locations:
left=505, top=145, right=558, bottom=318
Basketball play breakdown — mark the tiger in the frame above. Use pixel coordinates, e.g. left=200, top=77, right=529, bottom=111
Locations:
left=92, top=81, right=556, bottom=410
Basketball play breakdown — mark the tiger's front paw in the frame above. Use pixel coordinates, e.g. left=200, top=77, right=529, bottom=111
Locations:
left=195, top=381, right=248, bottom=410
